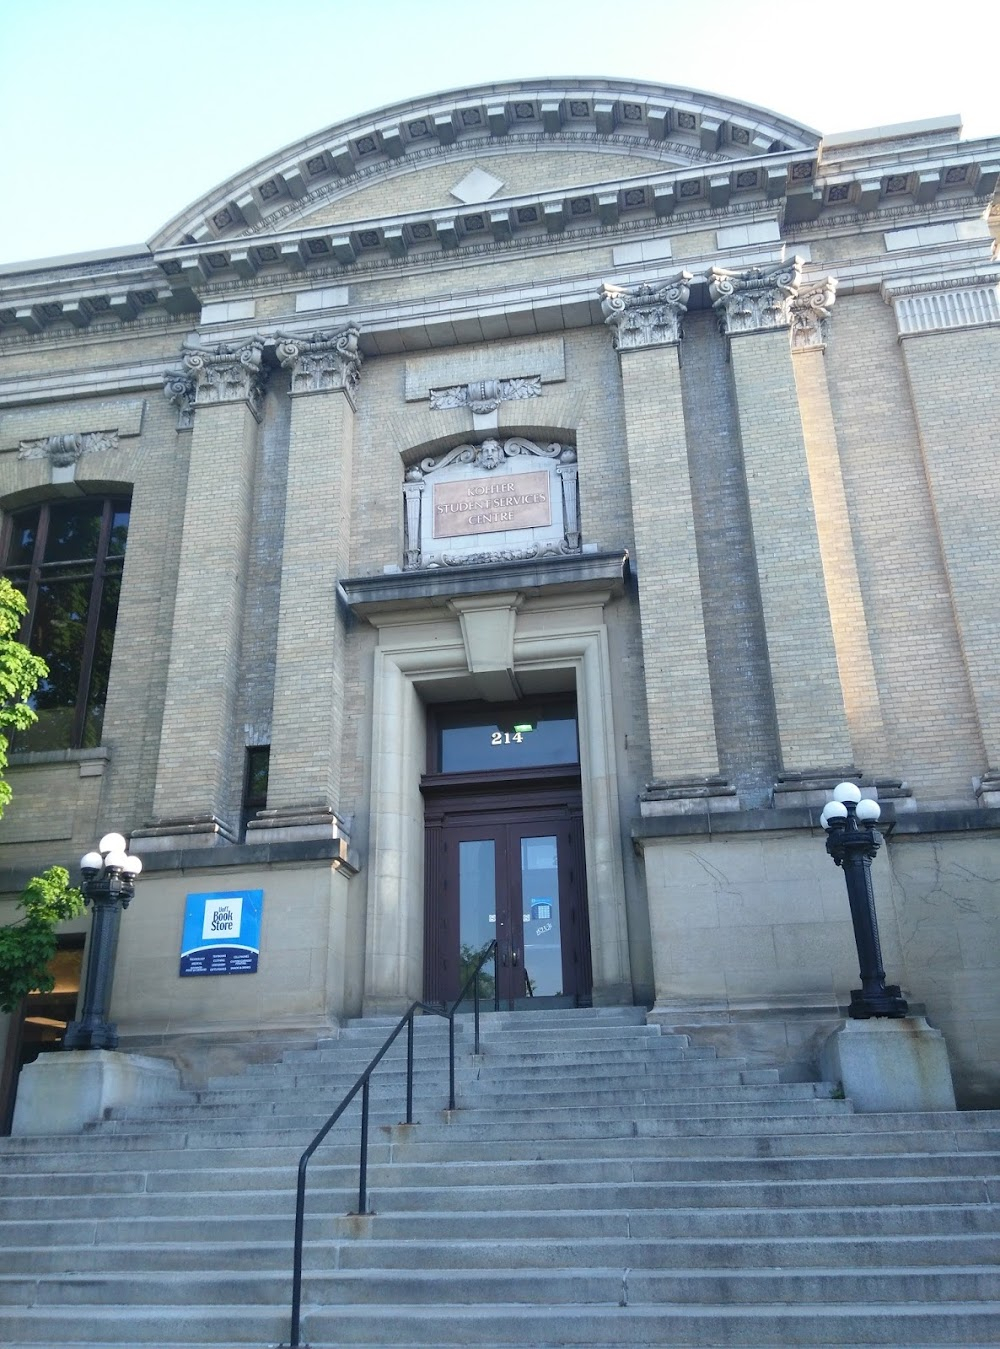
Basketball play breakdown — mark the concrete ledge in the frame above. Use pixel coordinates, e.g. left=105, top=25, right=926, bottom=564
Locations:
left=11, top=1050, right=183, bottom=1136
left=821, top=1017, right=957, bottom=1113
left=341, top=549, right=630, bottom=614
left=633, top=805, right=1000, bottom=842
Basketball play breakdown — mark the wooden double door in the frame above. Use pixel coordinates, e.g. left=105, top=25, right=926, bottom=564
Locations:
left=423, top=778, right=592, bottom=1009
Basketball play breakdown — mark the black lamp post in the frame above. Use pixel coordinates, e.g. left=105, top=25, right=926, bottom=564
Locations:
left=820, top=783, right=907, bottom=1019
left=63, top=833, right=142, bottom=1051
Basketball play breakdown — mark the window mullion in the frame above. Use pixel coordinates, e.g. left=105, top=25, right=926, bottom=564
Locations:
left=20, top=506, right=51, bottom=645
left=71, top=500, right=113, bottom=748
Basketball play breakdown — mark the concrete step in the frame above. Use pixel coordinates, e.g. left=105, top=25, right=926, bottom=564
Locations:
left=4, top=1200, right=999, bottom=1250
left=4, top=1264, right=1000, bottom=1307
left=3, top=1301, right=1000, bottom=1346
left=2, top=1148, right=998, bottom=1198
left=3, top=1005, right=999, bottom=1349
left=6, top=1230, right=1000, bottom=1275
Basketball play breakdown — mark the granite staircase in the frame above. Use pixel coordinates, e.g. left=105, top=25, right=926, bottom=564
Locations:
left=1, top=1005, right=999, bottom=1347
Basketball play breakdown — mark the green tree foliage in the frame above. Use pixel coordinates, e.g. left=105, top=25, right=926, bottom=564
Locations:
left=0, top=867, right=84, bottom=1013
left=0, top=578, right=84, bottom=1012
left=0, top=577, right=48, bottom=817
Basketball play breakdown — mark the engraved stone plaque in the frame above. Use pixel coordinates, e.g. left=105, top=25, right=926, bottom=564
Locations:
left=432, top=470, right=552, bottom=539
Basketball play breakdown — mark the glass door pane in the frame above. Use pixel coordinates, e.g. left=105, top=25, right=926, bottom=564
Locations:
left=518, top=834, right=563, bottom=998
left=458, top=839, right=498, bottom=1000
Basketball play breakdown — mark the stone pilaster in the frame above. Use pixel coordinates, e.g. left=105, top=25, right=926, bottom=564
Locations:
left=789, top=280, right=890, bottom=777
left=883, top=273, right=1000, bottom=788
left=601, top=277, right=729, bottom=808
left=710, top=261, right=853, bottom=776
left=137, top=341, right=267, bottom=849
left=247, top=327, right=362, bottom=852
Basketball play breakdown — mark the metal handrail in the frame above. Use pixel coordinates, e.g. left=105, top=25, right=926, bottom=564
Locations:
left=285, top=939, right=499, bottom=1348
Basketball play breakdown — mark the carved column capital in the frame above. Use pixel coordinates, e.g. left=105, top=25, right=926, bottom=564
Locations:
left=600, top=273, right=692, bottom=350
left=163, top=372, right=196, bottom=428
left=790, top=277, right=838, bottom=350
left=182, top=340, right=267, bottom=419
left=709, top=258, right=803, bottom=335
left=275, top=326, right=363, bottom=401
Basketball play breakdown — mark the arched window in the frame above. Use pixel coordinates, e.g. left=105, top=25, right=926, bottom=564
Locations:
left=1, top=497, right=130, bottom=751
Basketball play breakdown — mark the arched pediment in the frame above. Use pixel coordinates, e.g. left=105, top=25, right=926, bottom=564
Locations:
left=149, top=79, right=819, bottom=249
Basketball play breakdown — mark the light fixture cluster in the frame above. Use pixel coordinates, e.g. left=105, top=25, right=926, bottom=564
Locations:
left=80, top=832, right=143, bottom=880
left=819, top=781, right=882, bottom=829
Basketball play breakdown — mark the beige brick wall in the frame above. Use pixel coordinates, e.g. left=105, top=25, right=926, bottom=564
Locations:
left=100, top=393, right=190, bottom=834
left=898, top=325, right=1000, bottom=769
left=267, top=387, right=355, bottom=811
left=792, top=345, right=889, bottom=774
left=728, top=328, right=852, bottom=771
left=619, top=342, right=719, bottom=781
left=296, top=149, right=678, bottom=228
left=153, top=399, right=260, bottom=828
left=824, top=294, right=985, bottom=800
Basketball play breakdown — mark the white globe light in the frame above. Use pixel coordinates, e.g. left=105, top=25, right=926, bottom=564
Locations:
left=856, top=798, right=882, bottom=823
left=832, top=782, right=862, bottom=804
left=80, top=851, right=103, bottom=872
left=103, top=849, right=129, bottom=871
left=99, top=832, right=127, bottom=855
left=820, top=801, right=848, bottom=828
left=122, top=855, right=143, bottom=877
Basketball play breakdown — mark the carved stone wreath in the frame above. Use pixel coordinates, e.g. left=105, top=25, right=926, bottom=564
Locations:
left=19, top=431, right=119, bottom=465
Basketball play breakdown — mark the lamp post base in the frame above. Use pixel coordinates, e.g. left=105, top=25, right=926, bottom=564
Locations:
left=821, top=1016, right=956, bottom=1112
left=10, top=1050, right=182, bottom=1135
left=848, top=984, right=908, bottom=1019
left=63, top=1018, right=120, bottom=1050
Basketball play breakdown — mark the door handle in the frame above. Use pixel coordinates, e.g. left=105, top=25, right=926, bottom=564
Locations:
left=511, top=948, right=519, bottom=967
left=501, top=948, right=508, bottom=967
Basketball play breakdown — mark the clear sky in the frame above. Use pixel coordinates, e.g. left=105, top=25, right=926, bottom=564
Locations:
left=3, top=0, right=998, bottom=265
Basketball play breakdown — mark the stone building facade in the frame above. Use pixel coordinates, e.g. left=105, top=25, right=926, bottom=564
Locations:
left=1, top=79, right=998, bottom=1113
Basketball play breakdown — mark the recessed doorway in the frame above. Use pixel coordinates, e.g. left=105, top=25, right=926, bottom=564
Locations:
left=422, top=700, right=592, bottom=1009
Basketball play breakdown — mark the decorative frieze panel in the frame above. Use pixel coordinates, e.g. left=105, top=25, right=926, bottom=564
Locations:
left=883, top=275, right=1000, bottom=335
left=709, top=258, right=803, bottom=335
left=181, top=340, right=267, bottom=419
left=600, top=274, right=692, bottom=350
left=18, top=431, right=118, bottom=464
left=429, top=375, right=541, bottom=414
left=402, top=436, right=579, bottom=569
left=275, top=325, right=363, bottom=399
left=790, top=277, right=838, bottom=350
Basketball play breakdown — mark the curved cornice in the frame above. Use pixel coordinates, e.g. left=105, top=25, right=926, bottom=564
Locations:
left=148, top=78, right=821, bottom=250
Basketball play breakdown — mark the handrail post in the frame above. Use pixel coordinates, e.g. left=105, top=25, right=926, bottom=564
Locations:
left=358, top=1078, right=370, bottom=1215
left=448, top=1013, right=456, bottom=1111
left=406, top=1011, right=414, bottom=1125
left=474, top=965, right=481, bottom=1055
left=289, top=1156, right=308, bottom=1348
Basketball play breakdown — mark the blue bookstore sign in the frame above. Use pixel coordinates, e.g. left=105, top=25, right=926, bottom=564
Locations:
left=179, top=890, right=263, bottom=977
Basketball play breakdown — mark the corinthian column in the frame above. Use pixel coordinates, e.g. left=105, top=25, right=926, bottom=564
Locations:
left=246, top=327, right=363, bottom=857
left=710, top=260, right=853, bottom=777
left=602, top=276, right=731, bottom=812
left=138, top=341, right=267, bottom=849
